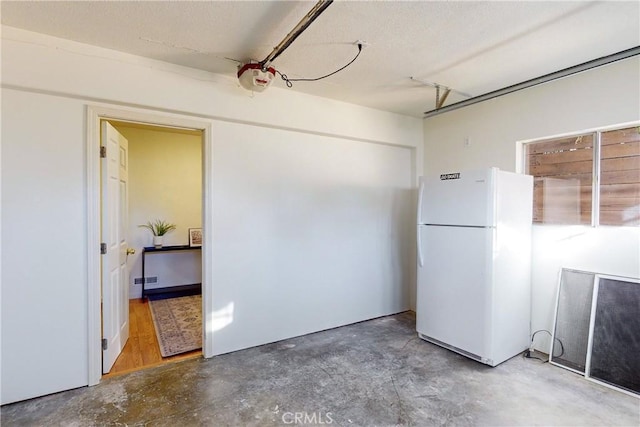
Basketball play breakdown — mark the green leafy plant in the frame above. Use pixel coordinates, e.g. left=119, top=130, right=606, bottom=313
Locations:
left=138, top=219, right=177, bottom=236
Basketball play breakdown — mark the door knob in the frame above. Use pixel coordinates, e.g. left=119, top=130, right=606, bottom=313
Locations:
left=126, top=248, right=136, bottom=255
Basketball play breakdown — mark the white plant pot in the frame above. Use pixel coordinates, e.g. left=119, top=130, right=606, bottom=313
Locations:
left=153, top=235, right=164, bottom=248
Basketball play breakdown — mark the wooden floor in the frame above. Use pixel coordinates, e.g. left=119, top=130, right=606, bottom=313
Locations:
left=104, top=298, right=201, bottom=378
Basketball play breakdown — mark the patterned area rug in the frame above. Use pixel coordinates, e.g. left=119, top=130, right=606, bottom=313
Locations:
left=149, top=295, right=202, bottom=357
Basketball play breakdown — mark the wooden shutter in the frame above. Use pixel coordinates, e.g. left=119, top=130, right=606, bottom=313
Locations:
left=599, top=127, right=640, bottom=226
left=525, top=134, right=594, bottom=225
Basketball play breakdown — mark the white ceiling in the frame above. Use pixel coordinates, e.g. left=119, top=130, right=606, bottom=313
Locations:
left=2, top=1, right=639, bottom=117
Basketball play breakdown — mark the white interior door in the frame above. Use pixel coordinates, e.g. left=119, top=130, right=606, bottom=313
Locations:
left=101, top=121, right=130, bottom=374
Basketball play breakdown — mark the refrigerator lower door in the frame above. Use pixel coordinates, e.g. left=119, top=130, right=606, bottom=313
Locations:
left=416, top=225, right=494, bottom=364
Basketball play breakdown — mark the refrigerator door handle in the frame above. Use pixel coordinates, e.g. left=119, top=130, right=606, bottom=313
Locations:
left=417, top=177, right=425, bottom=267
left=417, top=226, right=424, bottom=267
left=417, top=176, right=425, bottom=224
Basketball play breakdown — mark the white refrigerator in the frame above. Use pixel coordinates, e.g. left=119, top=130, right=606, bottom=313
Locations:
left=416, top=168, right=533, bottom=366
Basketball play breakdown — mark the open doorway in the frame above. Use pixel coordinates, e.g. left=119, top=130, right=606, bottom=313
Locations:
left=87, top=105, right=213, bottom=386
left=101, top=119, right=204, bottom=377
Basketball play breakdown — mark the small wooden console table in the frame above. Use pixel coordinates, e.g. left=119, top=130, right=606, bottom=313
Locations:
left=141, top=245, right=202, bottom=299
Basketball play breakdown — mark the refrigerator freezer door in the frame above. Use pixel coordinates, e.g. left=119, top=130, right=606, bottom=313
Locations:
left=418, top=168, right=495, bottom=227
left=416, top=225, right=493, bottom=360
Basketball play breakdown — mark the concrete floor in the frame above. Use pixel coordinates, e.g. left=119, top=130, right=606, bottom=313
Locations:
left=2, top=312, right=638, bottom=426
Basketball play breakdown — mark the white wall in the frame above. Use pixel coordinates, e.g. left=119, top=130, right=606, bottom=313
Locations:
left=423, top=56, right=640, bottom=351
left=1, top=89, right=89, bottom=403
left=0, top=26, right=423, bottom=404
left=115, top=125, right=203, bottom=298
left=210, top=121, right=413, bottom=354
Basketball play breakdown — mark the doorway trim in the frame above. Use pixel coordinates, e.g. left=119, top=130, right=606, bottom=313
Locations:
left=86, top=104, right=214, bottom=386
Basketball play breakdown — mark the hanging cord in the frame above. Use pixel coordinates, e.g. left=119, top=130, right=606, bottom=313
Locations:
left=276, top=43, right=363, bottom=88
left=523, top=329, right=565, bottom=362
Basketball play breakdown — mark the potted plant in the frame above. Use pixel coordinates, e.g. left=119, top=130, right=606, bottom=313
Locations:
left=139, top=219, right=177, bottom=248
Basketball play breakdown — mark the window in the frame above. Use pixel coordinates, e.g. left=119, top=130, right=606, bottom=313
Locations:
left=599, top=127, right=640, bottom=226
left=525, top=133, right=594, bottom=225
left=524, top=125, right=639, bottom=226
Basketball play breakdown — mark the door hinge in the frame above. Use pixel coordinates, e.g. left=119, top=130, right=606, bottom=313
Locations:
left=100, top=243, right=107, bottom=254
left=100, top=146, right=106, bottom=158
left=102, top=338, right=108, bottom=350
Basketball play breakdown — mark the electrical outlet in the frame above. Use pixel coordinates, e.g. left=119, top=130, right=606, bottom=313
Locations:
left=354, top=40, right=370, bottom=49
left=464, top=137, right=471, bottom=147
